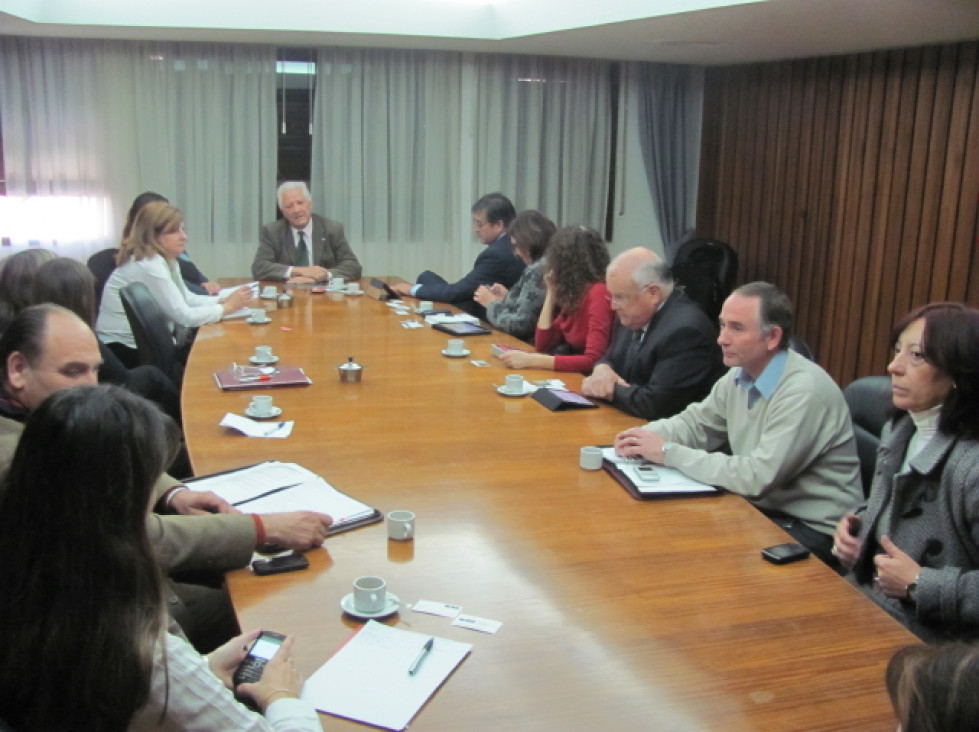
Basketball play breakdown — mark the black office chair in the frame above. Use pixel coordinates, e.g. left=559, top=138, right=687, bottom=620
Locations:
left=842, top=376, right=892, bottom=496
left=120, top=281, right=184, bottom=388
left=670, top=238, right=738, bottom=323
left=86, top=247, right=119, bottom=304
left=788, top=335, right=815, bottom=361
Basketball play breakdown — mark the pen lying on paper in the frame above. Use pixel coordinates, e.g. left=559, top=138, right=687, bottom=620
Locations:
left=408, top=637, right=434, bottom=676
left=239, top=375, right=271, bottom=382
left=263, top=422, right=286, bottom=436
left=232, top=482, right=301, bottom=507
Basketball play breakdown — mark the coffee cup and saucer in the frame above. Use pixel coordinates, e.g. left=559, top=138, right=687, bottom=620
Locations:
left=248, top=308, right=271, bottom=325
left=340, top=576, right=401, bottom=619
left=497, top=374, right=532, bottom=397
left=249, top=345, right=279, bottom=365
left=441, top=339, right=470, bottom=358
left=245, top=395, right=282, bottom=419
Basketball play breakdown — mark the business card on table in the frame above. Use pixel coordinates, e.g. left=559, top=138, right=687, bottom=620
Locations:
left=412, top=600, right=462, bottom=618
left=470, top=360, right=491, bottom=367
left=401, top=320, right=425, bottom=329
left=452, top=614, right=502, bottom=634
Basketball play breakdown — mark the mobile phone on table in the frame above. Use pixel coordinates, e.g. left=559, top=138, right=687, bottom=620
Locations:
left=233, top=631, right=287, bottom=686
left=635, top=464, right=660, bottom=481
left=252, top=551, right=309, bottom=576
left=761, top=543, right=810, bottom=565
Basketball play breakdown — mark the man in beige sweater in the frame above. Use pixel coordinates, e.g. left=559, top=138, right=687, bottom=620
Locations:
left=615, top=282, right=862, bottom=566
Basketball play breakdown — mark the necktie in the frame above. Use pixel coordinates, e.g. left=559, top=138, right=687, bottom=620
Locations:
left=624, top=330, right=643, bottom=374
left=296, top=231, right=310, bottom=268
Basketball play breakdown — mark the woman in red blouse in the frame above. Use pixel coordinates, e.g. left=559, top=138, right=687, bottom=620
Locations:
left=498, top=225, right=613, bottom=373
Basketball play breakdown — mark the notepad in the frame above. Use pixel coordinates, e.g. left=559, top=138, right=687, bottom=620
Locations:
left=600, top=447, right=721, bottom=499
left=302, top=620, right=472, bottom=731
left=185, top=461, right=380, bottom=535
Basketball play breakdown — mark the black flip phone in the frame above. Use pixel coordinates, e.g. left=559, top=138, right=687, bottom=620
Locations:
left=761, top=542, right=811, bottom=565
left=252, top=551, right=309, bottom=576
left=233, top=631, right=286, bottom=686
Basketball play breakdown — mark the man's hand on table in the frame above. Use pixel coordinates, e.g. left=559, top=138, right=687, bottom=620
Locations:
left=262, top=511, right=333, bottom=550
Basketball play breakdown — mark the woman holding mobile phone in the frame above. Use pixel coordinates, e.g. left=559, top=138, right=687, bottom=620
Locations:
left=0, top=386, right=320, bottom=731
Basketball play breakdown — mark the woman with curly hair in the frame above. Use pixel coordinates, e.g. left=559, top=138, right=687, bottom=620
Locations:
left=498, top=225, right=613, bottom=373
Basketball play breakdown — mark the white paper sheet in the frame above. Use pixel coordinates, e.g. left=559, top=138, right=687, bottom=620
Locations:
left=600, top=448, right=718, bottom=494
left=302, top=621, right=471, bottom=731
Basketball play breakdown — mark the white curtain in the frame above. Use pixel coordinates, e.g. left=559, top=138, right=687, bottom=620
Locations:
left=471, top=54, right=613, bottom=234
left=312, top=48, right=466, bottom=280
left=0, top=37, right=277, bottom=275
left=311, top=49, right=613, bottom=282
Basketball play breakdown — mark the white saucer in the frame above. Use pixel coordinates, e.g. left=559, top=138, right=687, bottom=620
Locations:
left=340, top=592, right=401, bottom=620
left=326, top=286, right=346, bottom=293
left=345, top=290, right=364, bottom=296
left=245, top=405, right=282, bottom=419
left=442, top=349, right=471, bottom=358
left=249, top=355, right=279, bottom=365
left=497, top=384, right=534, bottom=398
left=260, top=293, right=278, bottom=300
left=248, top=317, right=272, bottom=325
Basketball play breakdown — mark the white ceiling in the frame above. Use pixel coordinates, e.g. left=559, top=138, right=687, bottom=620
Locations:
left=0, top=0, right=977, bottom=65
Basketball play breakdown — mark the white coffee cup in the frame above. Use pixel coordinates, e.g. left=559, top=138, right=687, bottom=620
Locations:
left=250, top=308, right=269, bottom=323
left=387, top=510, right=415, bottom=541
left=254, top=345, right=274, bottom=362
left=345, top=282, right=361, bottom=294
left=505, top=374, right=525, bottom=394
left=250, top=395, right=274, bottom=417
left=419, top=300, right=434, bottom=312
left=353, top=576, right=387, bottom=613
left=261, top=285, right=277, bottom=298
left=579, top=446, right=603, bottom=471
left=447, top=339, right=465, bottom=355
left=331, top=276, right=345, bottom=289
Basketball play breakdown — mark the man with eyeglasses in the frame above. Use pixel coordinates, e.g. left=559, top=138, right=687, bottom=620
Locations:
left=582, top=247, right=724, bottom=419
left=391, top=193, right=525, bottom=319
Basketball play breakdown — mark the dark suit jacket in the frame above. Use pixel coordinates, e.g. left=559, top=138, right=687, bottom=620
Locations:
left=415, top=233, right=525, bottom=319
left=598, top=289, right=725, bottom=420
left=252, top=214, right=362, bottom=282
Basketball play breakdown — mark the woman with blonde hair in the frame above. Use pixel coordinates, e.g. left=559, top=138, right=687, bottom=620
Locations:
left=96, top=202, right=251, bottom=371
left=498, top=225, right=613, bottom=373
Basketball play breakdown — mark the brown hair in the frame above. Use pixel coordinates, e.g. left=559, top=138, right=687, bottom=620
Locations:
left=545, top=226, right=610, bottom=314
left=508, top=210, right=557, bottom=263
left=891, top=302, right=979, bottom=440
left=116, top=201, right=184, bottom=266
left=886, top=643, right=979, bottom=732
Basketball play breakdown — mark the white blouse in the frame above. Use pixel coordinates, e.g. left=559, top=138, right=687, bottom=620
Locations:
left=96, top=254, right=225, bottom=349
left=130, top=632, right=321, bottom=732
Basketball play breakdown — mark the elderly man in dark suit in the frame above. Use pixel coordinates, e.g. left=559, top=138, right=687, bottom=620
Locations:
left=582, top=247, right=724, bottom=419
left=251, top=181, right=362, bottom=284
left=391, top=192, right=525, bottom=319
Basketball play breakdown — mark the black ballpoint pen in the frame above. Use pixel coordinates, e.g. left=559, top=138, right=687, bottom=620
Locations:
left=408, top=637, right=434, bottom=676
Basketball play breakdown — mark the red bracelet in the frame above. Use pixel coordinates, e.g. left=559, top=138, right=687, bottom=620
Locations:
left=250, top=514, right=266, bottom=547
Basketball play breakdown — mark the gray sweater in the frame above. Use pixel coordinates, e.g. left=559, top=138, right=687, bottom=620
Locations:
left=644, top=349, right=863, bottom=534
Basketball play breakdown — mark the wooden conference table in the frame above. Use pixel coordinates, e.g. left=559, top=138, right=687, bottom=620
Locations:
left=184, top=281, right=916, bottom=732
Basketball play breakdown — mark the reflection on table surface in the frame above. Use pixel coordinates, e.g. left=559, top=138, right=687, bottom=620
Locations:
left=183, top=281, right=914, bottom=731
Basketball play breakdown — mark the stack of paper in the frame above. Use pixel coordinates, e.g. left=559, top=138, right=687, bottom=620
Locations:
left=186, top=461, right=377, bottom=533
left=600, top=448, right=719, bottom=495
left=303, top=621, right=472, bottom=731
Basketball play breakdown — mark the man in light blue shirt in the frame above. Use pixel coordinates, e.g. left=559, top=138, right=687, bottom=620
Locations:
left=615, top=282, right=863, bottom=567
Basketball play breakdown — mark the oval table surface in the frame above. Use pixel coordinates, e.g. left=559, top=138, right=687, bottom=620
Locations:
left=183, top=280, right=915, bottom=732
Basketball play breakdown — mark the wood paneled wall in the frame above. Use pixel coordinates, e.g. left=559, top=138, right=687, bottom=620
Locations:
left=697, top=41, right=978, bottom=387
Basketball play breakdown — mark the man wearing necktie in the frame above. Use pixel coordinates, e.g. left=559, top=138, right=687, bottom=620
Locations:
left=582, top=247, right=724, bottom=420
left=252, top=182, right=363, bottom=285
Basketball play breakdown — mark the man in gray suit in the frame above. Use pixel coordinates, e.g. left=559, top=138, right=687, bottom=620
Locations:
left=251, top=181, right=363, bottom=284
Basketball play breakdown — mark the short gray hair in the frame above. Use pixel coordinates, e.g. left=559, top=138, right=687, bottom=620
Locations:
left=633, top=260, right=674, bottom=294
left=276, top=181, right=312, bottom=209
